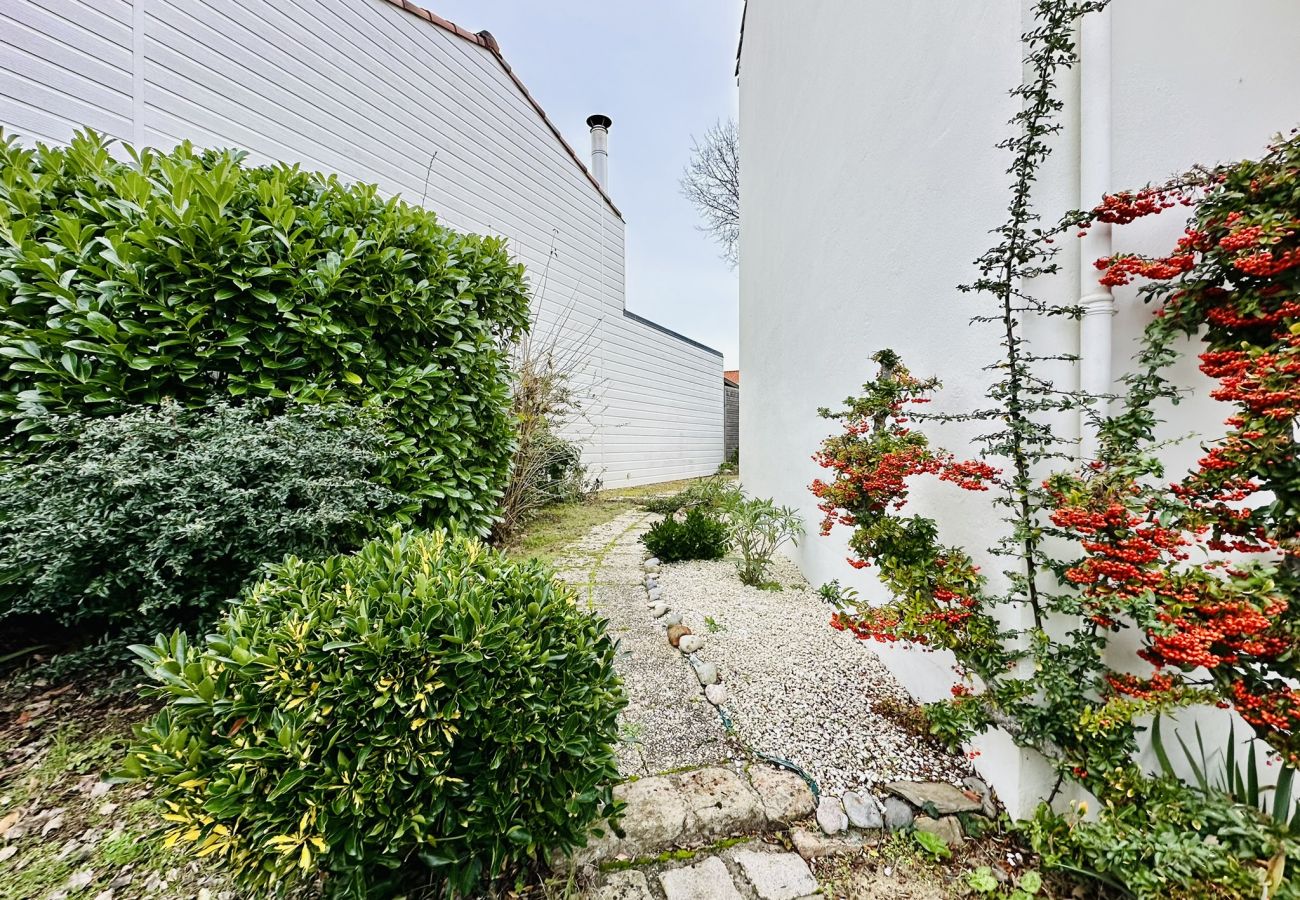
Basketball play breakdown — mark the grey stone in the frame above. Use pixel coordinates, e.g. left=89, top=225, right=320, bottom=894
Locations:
left=914, top=815, right=964, bottom=847
left=789, top=827, right=865, bottom=860
left=592, top=870, right=654, bottom=900
left=643, top=558, right=661, bottom=572
left=659, top=857, right=743, bottom=900
left=732, top=849, right=818, bottom=900
left=648, top=588, right=663, bottom=602
left=693, top=661, right=719, bottom=686
left=815, top=795, right=848, bottom=835
left=749, top=767, right=815, bottom=825
left=664, top=612, right=683, bottom=627
left=570, top=775, right=688, bottom=863
left=884, top=781, right=982, bottom=815
left=963, top=776, right=997, bottom=818
left=704, top=683, right=727, bottom=706
left=678, top=634, right=706, bottom=654
left=676, top=767, right=766, bottom=841
left=882, top=795, right=914, bottom=831
left=651, top=603, right=669, bottom=618
left=841, top=791, right=883, bottom=830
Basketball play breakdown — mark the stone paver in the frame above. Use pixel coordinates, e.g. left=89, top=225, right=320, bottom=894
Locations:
left=789, top=826, right=869, bottom=860
left=732, top=849, right=819, bottom=900
left=590, top=870, right=654, bottom=900
left=658, top=857, right=744, bottom=900
left=749, top=767, right=815, bottom=825
left=677, top=766, right=765, bottom=841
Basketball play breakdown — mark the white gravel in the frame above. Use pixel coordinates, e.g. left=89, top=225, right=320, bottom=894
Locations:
left=656, top=553, right=973, bottom=796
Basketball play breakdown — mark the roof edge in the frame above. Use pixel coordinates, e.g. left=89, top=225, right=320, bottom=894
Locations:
left=380, top=0, right=624, bottom=220
left=623, top=309, right=724, bottom=359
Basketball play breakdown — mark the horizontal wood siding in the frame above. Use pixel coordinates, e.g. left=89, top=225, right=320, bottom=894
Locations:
left=2, top=0, right=722, bottom=484
left=0, top=0, right=134, bottom=144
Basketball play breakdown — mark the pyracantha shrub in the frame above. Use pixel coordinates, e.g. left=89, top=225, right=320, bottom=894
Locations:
left=121, top=528, right=626, bottom=899
left=0, top=401, right=404, bottom=645
left=0, top=131, right=530, bottom=532
left=642, top=507, right=729, bottom=563
left=810, top=1, right=1300, bottom=894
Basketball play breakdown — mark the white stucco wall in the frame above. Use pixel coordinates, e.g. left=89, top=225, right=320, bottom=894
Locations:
left=0, top=0, right=723, bottom=486
left=739, top=0, right=1300, bottom=815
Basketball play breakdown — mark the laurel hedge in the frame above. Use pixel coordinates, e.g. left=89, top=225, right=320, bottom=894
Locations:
left=0, top=130, right=530, bottom=532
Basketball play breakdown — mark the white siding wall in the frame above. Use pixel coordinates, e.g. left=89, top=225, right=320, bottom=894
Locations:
left=739, top=0, right=1300, bottom=814
left=0, top=0, right=722, bottom=485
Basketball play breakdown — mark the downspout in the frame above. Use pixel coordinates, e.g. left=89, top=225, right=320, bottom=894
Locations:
left=1077, top=7, right=1114, bottom=459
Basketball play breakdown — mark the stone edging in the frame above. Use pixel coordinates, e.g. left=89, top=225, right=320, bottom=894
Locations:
left=639, top=552, right=1001, bottom=856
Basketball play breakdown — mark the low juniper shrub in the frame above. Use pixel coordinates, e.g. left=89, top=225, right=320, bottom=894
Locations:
left=121, top=528, right=626, bottom=899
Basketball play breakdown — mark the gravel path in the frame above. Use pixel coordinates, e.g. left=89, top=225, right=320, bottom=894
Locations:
left=555, top=509, right=971, bottom=797
left=553, top=510, right=738, bottom=777
left=655, top=554, right=973, bottom=797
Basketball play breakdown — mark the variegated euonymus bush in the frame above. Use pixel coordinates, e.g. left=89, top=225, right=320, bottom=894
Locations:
left=0, top=130, right=530, bottom=532
left=121, top=528, right=625, bottom=898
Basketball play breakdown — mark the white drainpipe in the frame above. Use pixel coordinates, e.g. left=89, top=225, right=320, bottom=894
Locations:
left=1078, top=9, right=1115, bottom=460
left=586, top=114, right=612, bottom=189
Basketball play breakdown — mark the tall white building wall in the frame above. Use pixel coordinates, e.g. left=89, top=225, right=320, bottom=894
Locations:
left=0, top=0, right=722, bottom=486
left=738, top=0, right=1300, bottom=814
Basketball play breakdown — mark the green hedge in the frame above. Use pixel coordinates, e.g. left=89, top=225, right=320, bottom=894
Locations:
left=0, top=131, right=530, bottom=532
left=122, top=528, right=625, bottom=898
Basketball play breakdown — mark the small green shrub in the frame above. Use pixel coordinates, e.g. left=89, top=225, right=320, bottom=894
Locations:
left=642, top=507, right=729, bottom=562
left=718, top=492, right=802, bottom=587
left=121, top=528, right=625, bottom=899
left=0, top=402, right=403, bottom=646
left=0, top=131, right=530, bottom=531
left=642, top=476, right=733, bottom=516
left=1020, top=773, right=1298, bottom=899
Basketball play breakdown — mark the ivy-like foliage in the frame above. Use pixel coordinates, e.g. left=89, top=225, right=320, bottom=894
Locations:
left=0, top=131, right=530, bottom=532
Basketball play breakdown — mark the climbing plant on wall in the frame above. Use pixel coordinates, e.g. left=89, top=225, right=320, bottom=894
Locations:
left=811, top=1, right=1299, bottom=895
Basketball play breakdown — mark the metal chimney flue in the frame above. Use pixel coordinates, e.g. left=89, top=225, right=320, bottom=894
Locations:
left=586, top=114, right=612, bottom=188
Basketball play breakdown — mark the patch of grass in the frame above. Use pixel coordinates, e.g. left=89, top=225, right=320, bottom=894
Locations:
left=704, top=616, right=724, bottom=634
left=506, top=497, right=638, bottom=562
left=0, top=682, right=230, bottom=900
left=597, top=835, right=750, bottom=872
left=98, top=829, right=147, bottom=865
left=506, top=478, right=716, bottom=563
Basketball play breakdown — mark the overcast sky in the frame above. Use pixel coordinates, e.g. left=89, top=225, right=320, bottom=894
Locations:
left=429, top=0, right=744, bottom=366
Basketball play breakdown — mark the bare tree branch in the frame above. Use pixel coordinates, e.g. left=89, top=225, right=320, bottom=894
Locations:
left=681, top=118, right=739, bottom=266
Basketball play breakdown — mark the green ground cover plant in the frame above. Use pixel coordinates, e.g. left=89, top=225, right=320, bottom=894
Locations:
left=0, top=402, right=403, bottom=649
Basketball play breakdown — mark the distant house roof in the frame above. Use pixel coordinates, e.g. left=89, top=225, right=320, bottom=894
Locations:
left=379, top=0, right=623, bottom=220
left=724, top=369, right=740, bottom=386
